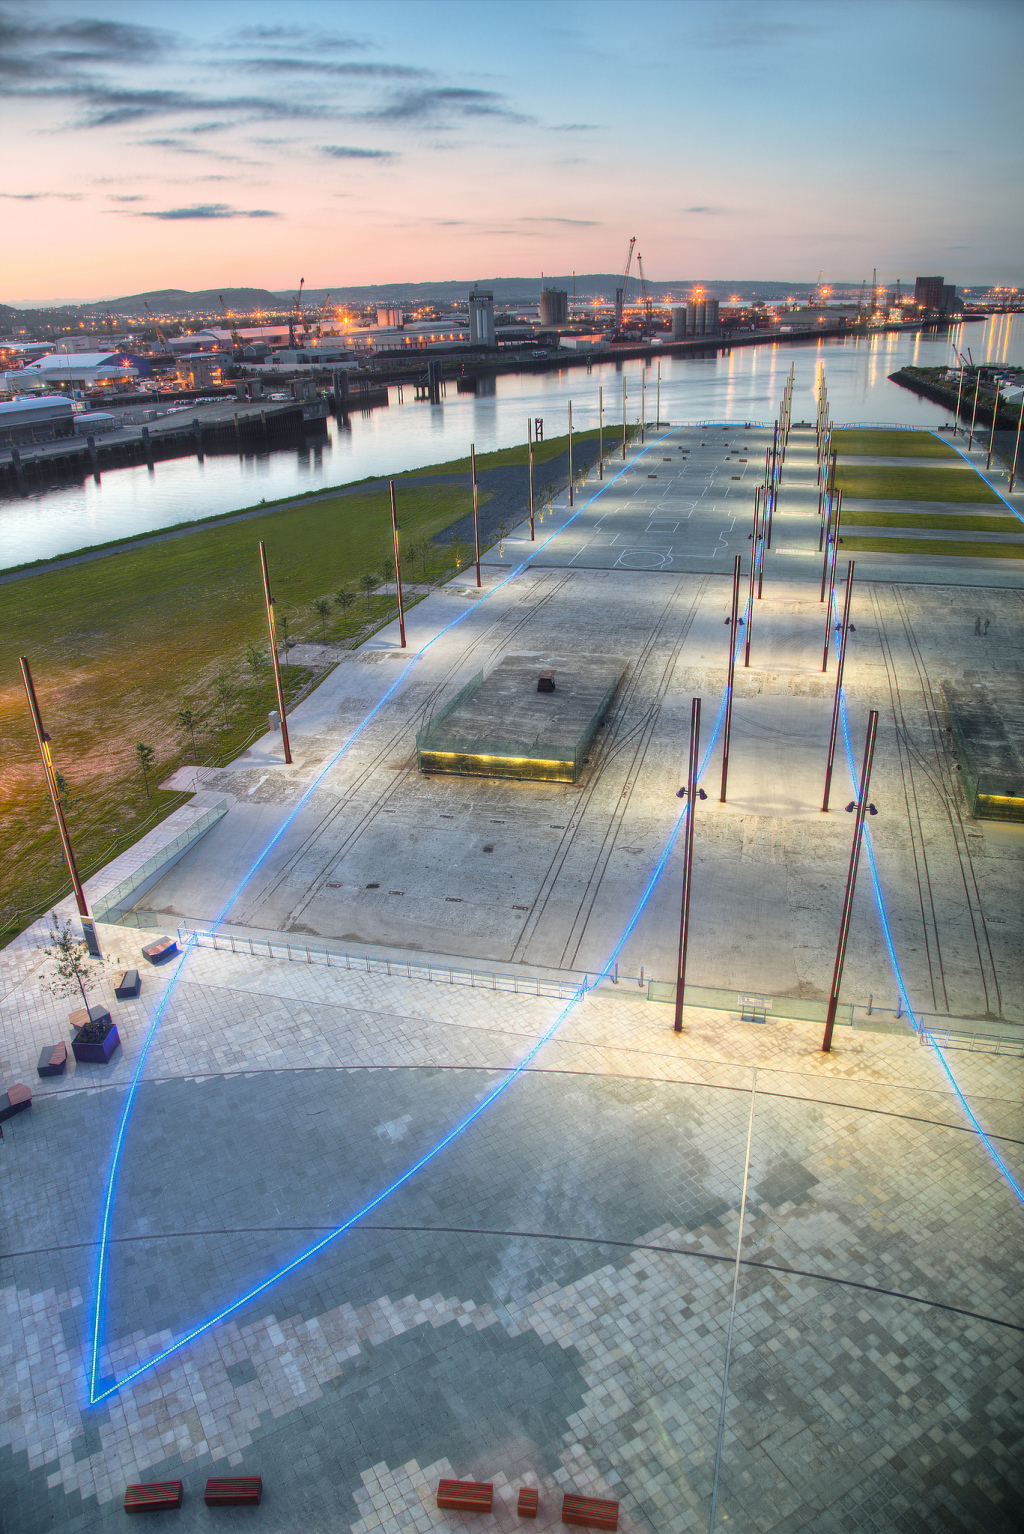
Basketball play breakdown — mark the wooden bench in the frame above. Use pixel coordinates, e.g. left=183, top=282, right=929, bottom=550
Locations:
left=69, top=1003, right=111, bottom=1031
left=113, top=968, right=141, bottom=999
left=37, top=1042, right=68, bottom=1077
left=123, top=1480, right=183, bottom=1512
left=142, top=937, right=178, bottom=964
left=204, top=1476, right=262, bottom=1506
left=436, top=1479, right=493, bottom=1513
left=561, top=1492, right=619, bottom=1530
left=517, top=1486, right=539, bottom=1518
left=0, top=1084, right=31, bottom=1123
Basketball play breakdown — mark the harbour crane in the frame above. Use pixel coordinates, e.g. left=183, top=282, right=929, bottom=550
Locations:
left=613, top=237, right=636, bottom=335
left=219, top=294, right=243, bottom=352
left=636, top=253, right=653, bottom=338
left=144, top=300, right=169, bottom=354
left=314, top=292, right=332, bottom=341
left=290, top=277, right=305, bottom=346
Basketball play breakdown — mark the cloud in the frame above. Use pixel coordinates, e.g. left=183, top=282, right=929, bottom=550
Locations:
left=107, top=193, right=147, bottom=202
left=231, top=25, right=369, bottom=52
left=239, top=57, right=425, bottom=79
left=686, top=206, right=725, bottom=214
left=521, top=216, right=600, bottom=226
left=136, top=203, right=279, bottom=220
left=319, top=143, right=395, bottom=160
left=551, top=122, right=601, bottom=132
left=361, top=87, right=531, bottom=124
left=0, top=189, right=82, bottom=200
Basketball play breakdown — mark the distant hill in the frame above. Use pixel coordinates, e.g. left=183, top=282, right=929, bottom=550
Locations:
left=19, top=275, right=855, bottom=317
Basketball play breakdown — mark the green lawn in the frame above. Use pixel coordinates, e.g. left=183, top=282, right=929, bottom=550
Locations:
left=840, top=536, right=1023, bottom=559
left=832, top=429, right=958, bottom=458
left=835, top=464, right=1000, bottom=504
left=402, top=426, right=613, bottom=477
left=0, top=480, right=476, bottom=939
left=840, top=511, right=1021, bottom=533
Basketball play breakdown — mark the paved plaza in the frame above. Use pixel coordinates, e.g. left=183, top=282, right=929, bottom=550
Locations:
left=1, top=426, right=1022, bottom=1532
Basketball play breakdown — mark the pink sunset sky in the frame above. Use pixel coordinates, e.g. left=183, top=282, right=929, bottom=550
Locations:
left=2, top=0, right=1022, bottom=305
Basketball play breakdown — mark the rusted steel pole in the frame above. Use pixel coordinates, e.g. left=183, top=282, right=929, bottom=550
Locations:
left=20, top=656, right=100, bottom=954
left=471, top=442, right=481, bottom=587
left=528, top=418, right=535, bottom=538
left=598, top=386, right=603, bottom=480
left=822, top=521, right=840, bottom=671
left=568, top=400, right=574, bottom=506
left=968, top=371, right=981, bottom=450
left=259, top=541, right=293, bottom=764
left=673, top=697, right=702, bottom=1034
left=389, top=481, right=406, bottom=648
left=823, top=562, right=855, bottom=813
left=720, top=556, right=742, bottom=802
left=744, top=489, right=758, bottom=667
left=822, top=709, right=878, bottom=1052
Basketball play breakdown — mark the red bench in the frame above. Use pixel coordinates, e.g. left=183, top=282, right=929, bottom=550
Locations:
left=561, top=1492, right=619, bottom=1530
left=142, top=936, right=178, bottom=964
left=205, top=1476, right=262, bottom=1505
left=518, top=1486, right=539, bottom=1518
left=0, top=1084, right=31, bottom=1123
left=124, top=1481, right=183, bottom=1512
left=37, top=1042, right=68, bottom=1077
left=436, top=1479, right=493, bottom=1513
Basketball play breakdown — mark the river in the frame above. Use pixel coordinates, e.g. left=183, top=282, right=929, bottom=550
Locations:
left=3, top=312, right=1022, bottom=570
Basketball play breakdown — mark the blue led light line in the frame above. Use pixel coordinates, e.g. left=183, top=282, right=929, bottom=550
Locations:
left=829, top=584, right=1024, bottom=1209
left=89, top=417, right=741, bottom=1404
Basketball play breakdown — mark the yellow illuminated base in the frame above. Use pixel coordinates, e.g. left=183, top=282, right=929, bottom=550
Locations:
left=418, top=749, right=577, bottom=783
left=975, top=793, right=1024, bottom=823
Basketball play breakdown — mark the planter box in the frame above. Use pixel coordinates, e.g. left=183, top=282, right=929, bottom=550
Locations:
left=72, top=1024, right=120, bottom=1065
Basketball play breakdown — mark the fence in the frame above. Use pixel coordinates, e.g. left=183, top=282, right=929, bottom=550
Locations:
left=178, top=922, right=586, bottom=1001
left=920, top=1026, right=1024, bottom=1058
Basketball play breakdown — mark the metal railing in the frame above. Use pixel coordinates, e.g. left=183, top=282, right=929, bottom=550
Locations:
left=920, top=1027, right=1024, bottom=1058
left=178, top=922, right=586, bottom=1000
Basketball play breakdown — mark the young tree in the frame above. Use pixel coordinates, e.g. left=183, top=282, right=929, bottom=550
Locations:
left=54, top=770, right=82, bottom=814
left=448, top=536, right=465, bottom=571
left=313, top=596, right=331, bottom=638
left=135, top=741, right=155, bottom=796
left=379, top=555, right=394, bottom=594
left=176, top=705, right=198, bottom=756
left=215, top=670, right=235, bottom=711
left=245, top=641, right=269, bottom=700
left=44, top=914, right=100, bottom=1010
left=360, top=572, right=377, bottom=607
left=334, top=588, right=355, bottom=617
left=277, top=613, right=291, bottom=664
left=495, top=519, right=509, bottom=555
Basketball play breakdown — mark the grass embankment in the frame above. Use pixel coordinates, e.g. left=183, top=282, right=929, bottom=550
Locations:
left=840, top=511, right=1021, bottom=533
left=0, top=481, right=477, bottom=940
left=403, top=426, right=608, bottom=477
left=832, top=429, right=958, bottom=459
left=834, top=464, right=1000, bottom=503
left=841, top=538, right=1023, bottom=559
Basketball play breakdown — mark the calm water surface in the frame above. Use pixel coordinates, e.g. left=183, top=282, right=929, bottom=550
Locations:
left=3, top=313, right=1021, bottom=569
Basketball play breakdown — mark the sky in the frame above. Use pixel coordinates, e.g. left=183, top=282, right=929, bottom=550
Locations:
left=2, top=0, right=1022, bottom=306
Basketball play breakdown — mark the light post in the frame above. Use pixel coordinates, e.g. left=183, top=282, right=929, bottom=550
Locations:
left=598, top=386, right=603, bottom=479
left=968, top=371, right=981, bottom=450
left=822, top=501, right=841, bottom=671
left=471, top=442, right=481, bottom=588
left=259, top=541, right=293, bottom=764
left=953, top=360, right=966, bottom=435
left=822, top=708, right=878, bottom=1052
left=640, top=366, right=645, bottom=443
left=656, top=359, right=661, bottom=430
left=720, top=556, right=741, bottom=802
left=744, top=489, right=759, bottom=668
left=622, top=373, right=627, bottom=459
left=673, top=698, right=702, bottom=1033
left=389, top=481, right=406, bottom=648
left=568, top=400, right=574, bottom=507
left=822, top=562, right=855, bottom=813
left=986, top=382, right=1000, bottom=472
left=20, top=657, right=101, bottom=956
left=527, top=418, right=535, bottom=538
left=1009, top=394, right=1023, bottom=492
